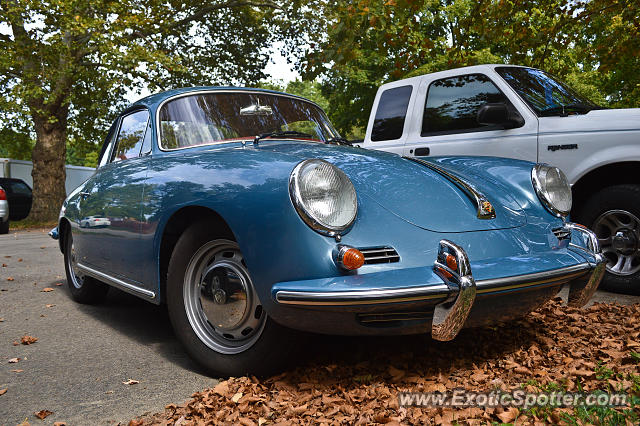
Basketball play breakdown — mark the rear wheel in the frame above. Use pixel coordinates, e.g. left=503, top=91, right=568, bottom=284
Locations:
left=167, top=222, right=300, bottom=377
left=63, top=228, right=109, bottom=303
left=0, top=220, right=8, bottom=234
left=575, top=185, right=640, bottom=295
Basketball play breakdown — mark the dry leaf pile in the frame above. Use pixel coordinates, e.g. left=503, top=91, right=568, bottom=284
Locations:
left=136, top=299, right=639, bottom=425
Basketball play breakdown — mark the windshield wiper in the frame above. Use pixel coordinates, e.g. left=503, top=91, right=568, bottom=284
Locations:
left=540, top=103, right=594, bottom=117
left=253, top=130, right=313, bottom=144
left=326, top=136, right=352, bottom=146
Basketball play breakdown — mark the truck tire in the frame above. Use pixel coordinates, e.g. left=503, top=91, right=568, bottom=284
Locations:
left=575, top=184, right=640, bottom=295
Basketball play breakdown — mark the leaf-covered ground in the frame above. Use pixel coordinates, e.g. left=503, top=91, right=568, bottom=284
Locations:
left=134, top=299, right=640, bottom=425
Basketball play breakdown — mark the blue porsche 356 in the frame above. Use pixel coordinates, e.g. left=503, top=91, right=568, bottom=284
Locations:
left=50, top=87, right=605, bottom=376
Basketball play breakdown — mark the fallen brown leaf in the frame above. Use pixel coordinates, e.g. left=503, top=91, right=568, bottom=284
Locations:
left=35, top=409, right=53, bottom=419
left=123, top=379, right=139, bottom=385
left=41, top=288, right=54, bottom=292
left=21, top=335, right=38, bottom=345
left=53, top=422, right=67, bottom=426
left=8, top=357, right=20, bottom=363
left=45, top=304, right=55, bottom=308
left=10, top=369, right=23, bottom=373
left=2, top=263, right=7, bottom=267
left=0, top=389, right=6, bottom=396
left=55, top=282, right=63, bottom=286
left=6, top=277, right=14, bottom=281
left=128, top=420, right=143, bottom=426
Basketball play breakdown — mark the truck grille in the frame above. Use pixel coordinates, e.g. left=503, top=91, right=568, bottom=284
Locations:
left=359, top=246, right=400, bottom=264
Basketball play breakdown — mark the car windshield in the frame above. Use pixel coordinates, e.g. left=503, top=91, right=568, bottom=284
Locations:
left=159, top=92, right=340, bottom=150
left=495, top=67, right=600, bottom=116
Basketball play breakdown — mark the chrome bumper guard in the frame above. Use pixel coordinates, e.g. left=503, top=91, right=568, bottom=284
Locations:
left=431, top=240, right=476, bottom=341
left=564, top=223, right=606, bottom=307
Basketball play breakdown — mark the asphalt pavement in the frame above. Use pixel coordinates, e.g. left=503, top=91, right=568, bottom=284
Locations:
left=0, top=230, right=217, bottom=425
left=1, top=229, right=639, bottom=425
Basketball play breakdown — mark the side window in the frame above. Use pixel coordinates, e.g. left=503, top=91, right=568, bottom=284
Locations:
left=112, top=110, right=150, bottom=162
left=371, top=85, right=413, bottom=141
left=10, top=181, right=31, bottom=196
left=139, top=120, right=152, bottom=155
left=98, top=120, right=119, bottom=168
left=422, top=74, right=509, bottom=136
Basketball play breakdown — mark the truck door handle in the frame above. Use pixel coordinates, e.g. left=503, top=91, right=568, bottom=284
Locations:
left=413, top=147, right=430, bottom=156
left=79, top=192, right=90, bottom=199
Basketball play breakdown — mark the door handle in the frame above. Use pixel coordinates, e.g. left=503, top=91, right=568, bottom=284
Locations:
left=413, top=147, right=430, bottom=156
left=79, top=192, right=90, bottom=199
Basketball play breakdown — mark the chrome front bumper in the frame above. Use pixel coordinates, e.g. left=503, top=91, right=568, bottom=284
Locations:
left=274, top=223, right=606, bottom=341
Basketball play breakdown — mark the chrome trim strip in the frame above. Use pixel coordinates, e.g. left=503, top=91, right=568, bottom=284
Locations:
left=405, top=157, right=496, bottom=219
left=77, top=263, right=156, bottom=299
left=274, top=263, right=591, bottom=306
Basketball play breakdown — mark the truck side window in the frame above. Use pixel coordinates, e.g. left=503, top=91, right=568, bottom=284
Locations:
left=371, top=85, right=413, bottom=141
left=422, top=74, right=508, bottom=136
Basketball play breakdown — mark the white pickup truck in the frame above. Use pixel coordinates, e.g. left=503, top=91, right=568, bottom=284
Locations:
left=358, top=64, right=640, bottom=293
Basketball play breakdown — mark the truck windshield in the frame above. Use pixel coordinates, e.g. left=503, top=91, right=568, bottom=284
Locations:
left=496, top=67, right=600, bottom=117
left=159, top=92, right=340, bottom=150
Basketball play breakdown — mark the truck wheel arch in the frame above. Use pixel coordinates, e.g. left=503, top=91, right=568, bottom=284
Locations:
left=571, top=161, right=640, bottom=217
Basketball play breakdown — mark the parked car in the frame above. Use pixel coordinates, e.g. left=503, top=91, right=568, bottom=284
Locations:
left=0, top=178, right=32, bottom=233
left=358, top=65, right=640, bottom=294
left=79, top=216, right=111, bottom=228
left=50, top=87, right=604, bottom=376
left=0, top=185, right=8, bottom=234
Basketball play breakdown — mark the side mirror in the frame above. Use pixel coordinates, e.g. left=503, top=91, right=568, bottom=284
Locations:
left=477, top=103, right=524, bottom=129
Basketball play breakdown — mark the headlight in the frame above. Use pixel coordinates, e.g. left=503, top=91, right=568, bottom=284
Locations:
left=531, top=164, right=572, bottom=217
left=289, top=159, right=358, bottom=235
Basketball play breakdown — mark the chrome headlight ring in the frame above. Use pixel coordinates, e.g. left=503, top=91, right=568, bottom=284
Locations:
left=289, top=159, right=358, bottom=236
left=531, top=163, right=572, bottom=217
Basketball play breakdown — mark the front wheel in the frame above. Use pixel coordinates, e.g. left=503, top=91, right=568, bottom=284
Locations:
left=63, top=227, right=109, bottom=304
left=166, top=222, right=301, bottom=377
left=575, top=184, right=640, bottom=295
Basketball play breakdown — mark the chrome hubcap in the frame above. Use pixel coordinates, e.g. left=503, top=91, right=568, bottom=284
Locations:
left=592, top=210, right=640, bottom=276
left=67, top=236, right=85, bottom=289
left=183, top=240, right=265, bottom=354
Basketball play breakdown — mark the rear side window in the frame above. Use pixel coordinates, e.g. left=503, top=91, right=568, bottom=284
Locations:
left=422, top=74, right=508, bottom=136
left=112, top=110, right=150, bottom=162
left=9, top=181, right=31, bottom=195
left=371, top=85, right=413, bottom=141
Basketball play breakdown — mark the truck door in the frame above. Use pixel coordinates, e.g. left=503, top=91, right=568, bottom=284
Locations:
left=402, top=73, right=538, bottom=161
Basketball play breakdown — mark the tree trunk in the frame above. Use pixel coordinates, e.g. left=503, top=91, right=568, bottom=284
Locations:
left=29, top=110, right=69, bottom=222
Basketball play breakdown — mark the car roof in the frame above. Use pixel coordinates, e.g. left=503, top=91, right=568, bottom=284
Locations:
left=127, top=86, right=317, bottom=111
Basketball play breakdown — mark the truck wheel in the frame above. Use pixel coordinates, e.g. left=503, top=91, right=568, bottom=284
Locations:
left=166, top=221, right=301, bottom=377
left=575, top=185, right=640, bottom=295
left=63, top=228, right=110, bottom=303
left=0, top=220, right=8, bottom=234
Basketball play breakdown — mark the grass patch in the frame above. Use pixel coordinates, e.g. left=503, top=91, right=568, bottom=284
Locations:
left=10, top=219, right=57, bottom=231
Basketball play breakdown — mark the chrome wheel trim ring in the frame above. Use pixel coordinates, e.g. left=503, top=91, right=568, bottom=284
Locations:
left=66, top=234, right=85, bottom=289
left=183, top=240, right=266, bottom=355
left=592, top=209, right=640, bottom=277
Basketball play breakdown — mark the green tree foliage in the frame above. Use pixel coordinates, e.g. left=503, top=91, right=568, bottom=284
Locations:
left=0, top=127, right=33, bottom=160
left=0, top=0, right=299, bottom=220
left=303, top=0, right=639, bottom=135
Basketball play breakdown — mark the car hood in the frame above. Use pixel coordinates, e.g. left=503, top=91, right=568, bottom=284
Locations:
left=255, top=142, right=526, bottom=232
left=539, top=108, right=640, bottom=133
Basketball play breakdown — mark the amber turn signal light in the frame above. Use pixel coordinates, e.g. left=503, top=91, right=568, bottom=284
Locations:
left=337, top=246, right=365, bottom=270
left=445, top=253, right=458, bottom=271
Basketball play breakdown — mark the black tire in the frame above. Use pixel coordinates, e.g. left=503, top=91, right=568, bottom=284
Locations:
left=574, top=184, right=640, bottom=295
left=63, top=228, right=109, bottom=304
left=0, top=220, right=8, bottom=234
left=166, top=221, right=302, bottom=377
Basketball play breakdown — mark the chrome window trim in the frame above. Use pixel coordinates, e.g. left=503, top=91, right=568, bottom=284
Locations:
left=531, top=163, right=572, bottom=217
left=77, top=263, right=156, bottom=300
left=405, top=157, right=496, bottom=219
left=155, top=89, right=333, bottom=152
left=274, top=262, right=591, bottom=306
